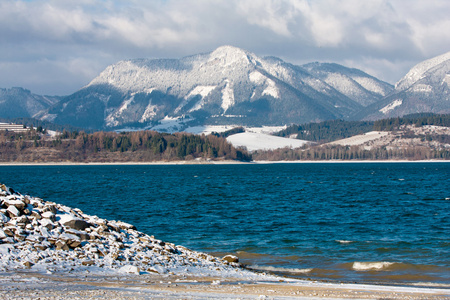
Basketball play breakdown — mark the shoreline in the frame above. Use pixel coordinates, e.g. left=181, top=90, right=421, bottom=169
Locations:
left=2, top=271, right=449, bottom=299
left=0, top=159, right=449, bottom=166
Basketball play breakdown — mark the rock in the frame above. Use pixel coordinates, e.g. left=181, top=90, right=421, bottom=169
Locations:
left=4, top=199, right=26, bottom=211
left=25, top=234, right=45, bottom=243
left=15, top=215, right=29, bottom=224
left=6, top=205, right=20, bottom=218
left=43, top=204, right=57, bottom=214
left=59, top=233, right=82, bottom=248
left=81, top=260, right=95, bottom=266
left=30, top=211, right=42, bottom=220
left=119, top=265, right=140, bottom=275
left=222, top=255, right=239, bottom=263
left=41, top=211, right=56, bottom=222
left=65, top=229, right=90, bottom=241
left=3, top=226, right=15, bottom=237
left=23, top=261, right=34, bottom=268
left=117, top=221, right=137, bottom=230
left=59, top=215, right=91, bottom=230
left=39, top=218, right=55, bottom=230
left=55, top=239, right=70, bottom=251
left=0, top=212, right=9, bottom=224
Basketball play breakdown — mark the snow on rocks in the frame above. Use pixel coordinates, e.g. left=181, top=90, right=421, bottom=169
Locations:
left=0, top=183, right=257, bottom=278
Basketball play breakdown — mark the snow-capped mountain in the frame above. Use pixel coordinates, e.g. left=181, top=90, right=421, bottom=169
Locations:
left=303, top=62, right=393, bottom=107
left=357, top=51, right=450, bottom=120
left=0, top=87, right=60, bottom=119
left=45, top=46, right=391, bottom=130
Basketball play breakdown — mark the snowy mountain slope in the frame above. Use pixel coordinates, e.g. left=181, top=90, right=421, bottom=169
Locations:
left=357, top=51, right=450, bottom=120
left=45, top=46, right=384, bottom=130
left=395, top=52, right=450, bottom=91
left=303, top=62, right=394, bottom=107
left=0, top=87, right=60, bottom=119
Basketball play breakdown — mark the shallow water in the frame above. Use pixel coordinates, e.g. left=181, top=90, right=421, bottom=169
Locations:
left=1, top=162, right=449, bottom=286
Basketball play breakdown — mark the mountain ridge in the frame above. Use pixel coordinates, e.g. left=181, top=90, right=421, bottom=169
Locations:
left=4, top=46, right=449, bottom=131
left=39, top=45, right=392, bottom=130
left=356, top=51, right=450, bottom=120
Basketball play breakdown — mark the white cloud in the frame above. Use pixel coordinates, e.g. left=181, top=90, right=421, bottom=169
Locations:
left=0, top=0, right=449, bottom=94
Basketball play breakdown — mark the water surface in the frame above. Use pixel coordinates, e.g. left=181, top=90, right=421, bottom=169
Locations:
left=1, top=162, right=449, bottom=286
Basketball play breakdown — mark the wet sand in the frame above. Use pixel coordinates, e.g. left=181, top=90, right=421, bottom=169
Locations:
left=1, top=271, right=449, bottom=299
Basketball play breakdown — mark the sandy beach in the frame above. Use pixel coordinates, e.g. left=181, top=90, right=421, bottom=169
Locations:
left=1, top=271, right=449, bottom=299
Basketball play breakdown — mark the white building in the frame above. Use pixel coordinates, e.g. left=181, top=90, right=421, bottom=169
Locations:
left=0, top=123, right=29, bottom=132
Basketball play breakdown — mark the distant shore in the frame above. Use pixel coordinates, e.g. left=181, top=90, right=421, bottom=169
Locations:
left=0, top=159, right=448, bottom=166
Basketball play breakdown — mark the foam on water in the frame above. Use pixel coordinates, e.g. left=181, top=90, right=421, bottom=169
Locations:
left=336, top=240, right=354, bottom=244
left=352, top=262, right=394, bottom=271
left=248, top=265, right=313, bottom=274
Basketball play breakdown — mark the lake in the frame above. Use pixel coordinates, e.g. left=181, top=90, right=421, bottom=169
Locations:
left=1, top=162, right=449, bottom=286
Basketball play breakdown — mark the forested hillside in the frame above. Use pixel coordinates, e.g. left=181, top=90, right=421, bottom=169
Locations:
left=0, top=130, right=251, bottom=163
left=275, top=113, right=450, bottom=143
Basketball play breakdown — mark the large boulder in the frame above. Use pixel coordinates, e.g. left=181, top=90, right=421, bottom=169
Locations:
left=59, top=214, right=91, bottom=230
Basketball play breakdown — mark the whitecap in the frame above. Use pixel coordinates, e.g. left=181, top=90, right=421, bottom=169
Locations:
left=336, top=240, right=354, bottom=244
left=352, top=261, right=394, bottom=271
left=248, top=265, right=313, bottom=274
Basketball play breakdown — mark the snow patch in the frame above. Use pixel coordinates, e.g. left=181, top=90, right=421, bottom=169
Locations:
left=140, top=104, right=158, bottom=123
left=105, top=96, right=135, bottom=127
left=328, top=131, right=390, bottom=146
left=353, top=77, right=386, bottom=96
left=249, top=71, right=266, bottom=85
left=263, top=79, right=279, bottom=99
left=379, top=99, right=403, bottom=114
left=148, top=116, right=188, bottom=133
left=221, top=80, right=235, bottom=112
left=249, top=71, right=280, bottom=99
left=412, top=84, right=432, bottom=93
left=175, top=85, right=216, bottom=113
left=227, top=132, right=309, bottom=152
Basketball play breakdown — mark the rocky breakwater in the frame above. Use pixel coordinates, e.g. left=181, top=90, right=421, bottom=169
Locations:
left=0, top=183, right=247, bottom=277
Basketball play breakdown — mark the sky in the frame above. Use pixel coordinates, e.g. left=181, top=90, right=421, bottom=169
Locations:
left=1, top=0, right=449, bottom=96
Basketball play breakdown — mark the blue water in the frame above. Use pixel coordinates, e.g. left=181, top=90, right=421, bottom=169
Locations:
left=1, top=163, right=449, bottom=286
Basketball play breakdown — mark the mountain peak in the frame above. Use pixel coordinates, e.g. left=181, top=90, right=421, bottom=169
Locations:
left=208, top=45, right=255, bottom=66
left=395, top=51, right=450, bottom=91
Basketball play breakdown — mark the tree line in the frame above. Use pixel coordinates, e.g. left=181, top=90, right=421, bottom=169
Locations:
left=253, top=144, right=450, bottom=161
left=275, top=113, right=450, bottom=143
left=0, top=129, right=251, bottom=163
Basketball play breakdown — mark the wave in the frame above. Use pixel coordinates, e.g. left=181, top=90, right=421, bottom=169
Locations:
left=336, top=240, right=354, bottom=244
left=248, top=265, right=313, bottom=274
left=352, top=261, right=394, bottom=271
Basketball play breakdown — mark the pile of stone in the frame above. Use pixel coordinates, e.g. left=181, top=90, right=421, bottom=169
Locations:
left=0, top=183, right=246, bottom=277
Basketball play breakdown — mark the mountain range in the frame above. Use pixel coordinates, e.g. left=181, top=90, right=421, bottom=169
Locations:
left=355, top=51, right=450, bottom=120
left=0, top=87, right=60, bottom=119
left=1, top=46, right=449, bottom=131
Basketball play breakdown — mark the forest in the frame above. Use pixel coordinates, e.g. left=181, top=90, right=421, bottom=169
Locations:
left=275, top=113, right=450, bottom=143
left=1, top=113, right=449, bottom=162
left=0, top=129, right=251, bottom=163
left=252, top=144, right=450, bottom=161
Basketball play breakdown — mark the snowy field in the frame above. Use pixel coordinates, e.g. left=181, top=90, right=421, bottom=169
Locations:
left=326, top=131, right=391, bottom=146
left=227, top=132, right=310, bottom=152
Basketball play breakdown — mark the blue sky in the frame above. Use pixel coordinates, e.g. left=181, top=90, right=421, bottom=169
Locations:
left=1, top=0, right=449, bottom=95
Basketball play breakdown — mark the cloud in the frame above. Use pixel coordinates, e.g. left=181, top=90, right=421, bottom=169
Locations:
left=0, top=0, right=449, bottom=94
